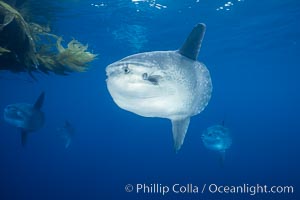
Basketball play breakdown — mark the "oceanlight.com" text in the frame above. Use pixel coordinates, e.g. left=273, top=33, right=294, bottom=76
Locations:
left=124, top=183, right=294, bottom=196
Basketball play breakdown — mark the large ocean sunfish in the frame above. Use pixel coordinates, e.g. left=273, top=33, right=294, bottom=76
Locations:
left=106, top=23, right=212, bottom=151
left=4, top=92, right=45, bottom=146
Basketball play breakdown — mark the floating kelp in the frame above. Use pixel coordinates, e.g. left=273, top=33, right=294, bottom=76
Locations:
left=55, top=38, right=96, bottom=73
left=0, top=0, right=39, bottom=72
left=0, top=0, right=97, bottom=76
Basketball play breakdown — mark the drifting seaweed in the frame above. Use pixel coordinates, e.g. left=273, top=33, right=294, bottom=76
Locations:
left=0, top=0, right=97, bottom=76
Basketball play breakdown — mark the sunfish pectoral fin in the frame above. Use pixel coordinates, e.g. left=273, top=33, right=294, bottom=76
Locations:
left=34, top=91, right=45, bottom=110
left=21, top=129, right=29, bottom=147
left=171, top=117, right=190, bottom=152
left=178, top=23, right=206, bottom=60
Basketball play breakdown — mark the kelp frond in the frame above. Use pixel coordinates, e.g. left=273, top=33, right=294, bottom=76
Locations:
left=0, top=0, right=97, bottom=75
left=55, top=38, right=97, bottom=72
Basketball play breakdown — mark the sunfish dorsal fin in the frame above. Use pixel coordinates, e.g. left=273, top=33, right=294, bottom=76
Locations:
left=64, top=120, right=71, bottom=128
left=34, top=92, right=45, bottom=110
left=171, top=117, right=190, bottom=152
left=179, top=23, right=206, bottom=60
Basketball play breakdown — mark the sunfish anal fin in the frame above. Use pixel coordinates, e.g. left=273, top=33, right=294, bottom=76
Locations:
left=178, top=23, right=206, bottom=61
left=34, top=91, right=45, bottom=110
left=219, top=150, right=226, bottom=167
left=171, top=117, right=190, bottom=152
left=65, top=138, right=71, bottom=149
left=21, top=129, right=29, bottom=147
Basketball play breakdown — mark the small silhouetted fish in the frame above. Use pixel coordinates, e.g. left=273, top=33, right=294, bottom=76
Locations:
left=57, top=120, right=74, bottom=149
left=202, top=124, right=232, bottom=166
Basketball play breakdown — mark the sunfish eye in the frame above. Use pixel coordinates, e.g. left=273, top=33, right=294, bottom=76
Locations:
left=122, top=66, right=130, bottom=74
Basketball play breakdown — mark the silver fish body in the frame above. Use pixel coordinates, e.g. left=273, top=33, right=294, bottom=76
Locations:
left=4, top=103, right=44, bottom=131
left=202, top=125, right=232, bottom=152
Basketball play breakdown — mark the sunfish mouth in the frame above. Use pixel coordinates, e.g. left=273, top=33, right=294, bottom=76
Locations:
left=107, top=79, right=165, bottom=100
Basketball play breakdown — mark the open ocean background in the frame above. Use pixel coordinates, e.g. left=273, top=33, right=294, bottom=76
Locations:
left=0, top=0, right=299, bottom=199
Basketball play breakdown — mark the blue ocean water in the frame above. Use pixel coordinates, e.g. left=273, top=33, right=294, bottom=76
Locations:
left=0, top=0, right=299, bottom=199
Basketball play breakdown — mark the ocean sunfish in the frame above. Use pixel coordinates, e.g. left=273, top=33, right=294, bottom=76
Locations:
left=106, top=23, right=212, bottom=152
left=202, top=124, right=232, bottom=164
left=4, top=92, right=45, bottom=146
left=57, top=120, right=75, bottom=149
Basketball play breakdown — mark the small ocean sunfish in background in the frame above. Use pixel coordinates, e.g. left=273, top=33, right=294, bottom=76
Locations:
left=57, top=120, right=74, bottom=149
left=4, top=92, right=45, bottom=146
left=202, top=124, right=232, bottom=164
